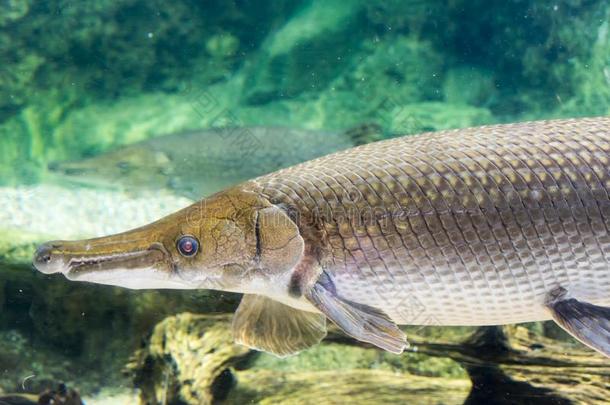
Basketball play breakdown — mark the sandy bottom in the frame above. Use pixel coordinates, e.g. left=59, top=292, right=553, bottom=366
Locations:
left=0, top=184, right=193, bottom=239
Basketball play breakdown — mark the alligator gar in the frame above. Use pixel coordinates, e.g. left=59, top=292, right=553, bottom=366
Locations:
left=47, top=125, right=380, bottom=199
left=33, top=117, right=610, bottom=358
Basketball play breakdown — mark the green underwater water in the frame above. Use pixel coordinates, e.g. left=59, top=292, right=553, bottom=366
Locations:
left=0, top=0, right=609, bottom=403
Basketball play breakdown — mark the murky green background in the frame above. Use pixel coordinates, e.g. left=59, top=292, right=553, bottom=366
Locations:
left=1, top=1, right=609, bottom=404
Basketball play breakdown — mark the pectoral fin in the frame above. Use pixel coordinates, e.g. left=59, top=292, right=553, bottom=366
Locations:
left=307, top=271, right=408, bottom=354
left=546, top=287, right=610, bottom=358
left=232, top=294, right=327, bottom=357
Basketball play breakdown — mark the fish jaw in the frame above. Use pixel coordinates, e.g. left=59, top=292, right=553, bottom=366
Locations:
left=32, top=238, right=196, bottom=289
left=47, top=146, right=172, bottom=192
left=46, top=159, right=119, bottom=190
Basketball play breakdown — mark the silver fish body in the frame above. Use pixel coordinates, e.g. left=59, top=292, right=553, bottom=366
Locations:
left=248, top=117, right=610, bottom=326
left=48, top=126, right=372, bottom=198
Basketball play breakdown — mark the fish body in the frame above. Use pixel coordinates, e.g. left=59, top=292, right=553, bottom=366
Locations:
left=34, top=118, right=610, bottom=358
left=246, top=117, right=610, bottom=327
left=48, top=126, right=377, bottom=198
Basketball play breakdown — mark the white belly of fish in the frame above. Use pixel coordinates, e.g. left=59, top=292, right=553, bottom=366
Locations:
left=330, top=261, right=610, bottom=326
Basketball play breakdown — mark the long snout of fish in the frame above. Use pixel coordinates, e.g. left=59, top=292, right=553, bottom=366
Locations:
left=33, top=234, right=172, bottom=282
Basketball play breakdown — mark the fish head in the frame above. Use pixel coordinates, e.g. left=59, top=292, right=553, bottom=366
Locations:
left=47, top=146, right=172, bottom=190
left=32, top=187, right=304, bottom=293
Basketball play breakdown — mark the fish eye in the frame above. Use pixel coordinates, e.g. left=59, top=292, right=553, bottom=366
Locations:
left=176, top=235, right=199, bottom=257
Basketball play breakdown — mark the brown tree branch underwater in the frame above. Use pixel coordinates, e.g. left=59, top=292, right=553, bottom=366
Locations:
left=125, top=313, right=610, bottom=404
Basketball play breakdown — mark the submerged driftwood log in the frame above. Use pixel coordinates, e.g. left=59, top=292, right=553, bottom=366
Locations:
left=414, top=326, right=610, bottom=405
left=129, top=314, right=251, bottom=405
left=327, top=324, right=610, bottom=405
left=128, top=313, right=609, bottom=405
left=127, top=313, right=470, bottom=404
left=224, top=369, right=470, bottom=405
